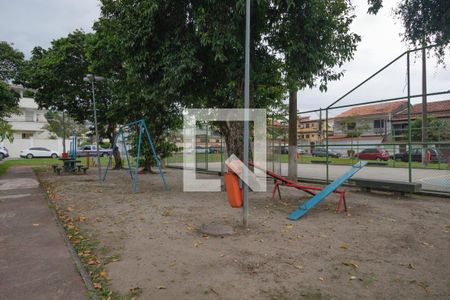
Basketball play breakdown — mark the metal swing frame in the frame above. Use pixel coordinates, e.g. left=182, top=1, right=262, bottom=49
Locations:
left=103, top=119, right=168, bottom=193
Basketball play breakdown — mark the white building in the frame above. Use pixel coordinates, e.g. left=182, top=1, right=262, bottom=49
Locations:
left=1, top=85, right=69, bottom=158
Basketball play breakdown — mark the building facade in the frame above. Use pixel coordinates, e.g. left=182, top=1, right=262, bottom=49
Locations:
left=297, top=116, right=333, bottom=144
left=1, top=85, right=69, bottom=157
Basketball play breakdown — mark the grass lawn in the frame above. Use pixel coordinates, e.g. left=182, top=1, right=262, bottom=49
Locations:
left=165, top=152, right=449, bottom=170
left=0, top=157, right=115, bottom=176
left=0, top=158, right=59, bottom=176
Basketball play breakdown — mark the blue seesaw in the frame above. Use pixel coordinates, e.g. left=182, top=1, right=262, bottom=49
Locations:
left=288, top=161, right=368, bottom=221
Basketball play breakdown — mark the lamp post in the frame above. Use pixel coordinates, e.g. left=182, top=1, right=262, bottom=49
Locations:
left=243, top=0, right=250, bottom=227
left=83, top=74, right=105, bottom=181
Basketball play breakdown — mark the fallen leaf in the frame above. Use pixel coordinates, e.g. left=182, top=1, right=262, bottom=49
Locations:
left=32, top=223, right=40, bottom=227
left=294, top=264, right=303, bottom=270
left=94, top=282, right=102, bottom=289
left=407, top=263, right=415, bottom=270
left=342, top=262, right=359, bottom=269
left=186, top=224, right=195, bottom=232
left=285, top=224, right=293, bottom=230
left=67, top=207, right=75, bottom=212
left=350, top=276, right=357, bottom=280
left=78, top=216, right=87, bottom=222
left=157, top=286, right=166, bottom=289
left=339, top=244, right=348, bottom=250
left=319, top=277, right=324, bottom=281
left=99, top=271, right=108, bottom=278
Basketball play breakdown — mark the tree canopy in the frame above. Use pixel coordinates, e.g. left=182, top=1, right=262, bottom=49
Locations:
left=97, top=0, right=360, bottom=159
left=0, top=42, right=24, bottom=142
left=368, top=0, right=450, bottom=59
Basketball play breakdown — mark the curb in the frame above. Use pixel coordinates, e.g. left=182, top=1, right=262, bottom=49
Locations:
left=37, top=175, right=99, bottom=300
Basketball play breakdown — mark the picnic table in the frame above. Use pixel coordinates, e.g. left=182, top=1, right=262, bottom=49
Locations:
left=58, top=158, right=82, bottom=172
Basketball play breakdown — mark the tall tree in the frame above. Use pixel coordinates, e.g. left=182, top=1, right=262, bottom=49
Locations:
left=268, top=0, right=360, bottom=179
left=0, top=42, right=24, bottom=142
left=98, top=0, right=359, bottom=168
left=43, top=111, right=88, bottom=139
left=21, top=30, right=125, bottom=168
left=369, top=0, right=449, bottom=164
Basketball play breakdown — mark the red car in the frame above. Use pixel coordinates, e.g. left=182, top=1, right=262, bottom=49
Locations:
left=358, top=148, right=389, bottom=161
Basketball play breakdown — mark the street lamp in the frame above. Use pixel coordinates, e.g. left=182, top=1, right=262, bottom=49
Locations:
left=83, top=74, right=105, bottom=181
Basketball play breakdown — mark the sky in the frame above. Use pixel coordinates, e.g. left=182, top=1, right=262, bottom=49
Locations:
left=1, top=0, right=448, bottom=117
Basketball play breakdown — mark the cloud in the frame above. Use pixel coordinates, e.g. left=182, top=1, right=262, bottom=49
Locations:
left=0, top=0, right=100, bottom=57
left=299, top=0, right=450, bottom=116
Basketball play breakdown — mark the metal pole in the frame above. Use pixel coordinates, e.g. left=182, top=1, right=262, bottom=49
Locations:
left=62, top=110, right=66, bottom=153
left=325, top=109, right=329, bottom=183
left=407, top=52, right=412, bottom=182
left=91, top=79, right=102, bottom=181
left=243, top=0, right=250, bottom=227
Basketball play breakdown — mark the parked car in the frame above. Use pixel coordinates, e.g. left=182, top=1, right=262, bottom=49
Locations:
left=195, top=146, right=209, bottom=154
left=76, top=145, right=113, bottom=157
left=394, top=148, right=444, bottom=162
left=208, top=146, right=223, bottom=153
left=358, top=148, right=390, bottom=161
left=297, top=146, right=307, bottom=155
left=0, top=146, right=9, bottom=160
left=20, top=147, right=59, bottom=159
left=311, top=148, right=341, bottom=158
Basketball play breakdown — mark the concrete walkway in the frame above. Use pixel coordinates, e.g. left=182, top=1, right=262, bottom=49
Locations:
left=0, top=166, right=87, bottom=300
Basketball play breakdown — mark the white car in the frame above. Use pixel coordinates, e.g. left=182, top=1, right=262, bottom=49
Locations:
left=20, top=147, right=59, bottom=159
left=0, top=146, right=9, bottom=160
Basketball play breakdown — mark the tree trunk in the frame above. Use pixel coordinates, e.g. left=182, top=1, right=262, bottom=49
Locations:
left=112, top=145, right=122, bottom=170
left=288, top=88, right=298, bottom=181
left=220, top=121, right=253, bottom=163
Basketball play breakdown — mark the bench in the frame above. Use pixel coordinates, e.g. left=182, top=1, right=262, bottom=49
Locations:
left=56, top=167, right=62, bottom=175
left=352, top=178, right=421, bottom=195
left=52, top=164, right=59, bottom=173
left=366, top=162, right=388, bottom=166
left=81, top=167, right=89, bottom=174
left=311, top=160, right=331, bottom=164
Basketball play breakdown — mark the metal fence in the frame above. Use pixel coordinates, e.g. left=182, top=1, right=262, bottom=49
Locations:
left=165, top=45, right=449, bottom=194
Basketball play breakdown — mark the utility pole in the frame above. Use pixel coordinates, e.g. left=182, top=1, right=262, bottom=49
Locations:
left=243, top=0, right=250, bottom=227
left=421, top=46, right=428, bottom=166
left=83, top=74, right=105, bottom=181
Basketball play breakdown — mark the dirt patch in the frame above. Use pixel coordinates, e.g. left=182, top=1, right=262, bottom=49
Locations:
left=39, top=169, right=450, bottom=299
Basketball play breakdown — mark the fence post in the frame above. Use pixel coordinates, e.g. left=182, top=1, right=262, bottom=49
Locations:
left=407, top=51, right=412, bottom=183
left=205, top=122, right=209, bottom=171
left=325, top=108, right=329, bottom=183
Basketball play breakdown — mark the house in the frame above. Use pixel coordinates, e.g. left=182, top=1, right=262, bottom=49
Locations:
left=329, top=100, right=408, bottom=155
left=391, top=99, right=450, bottom=140
left=333, top=100, right=408, bottom=140
left=297, top=116, right=333, bottom=144
left=1, top=85, right=70, bottom=157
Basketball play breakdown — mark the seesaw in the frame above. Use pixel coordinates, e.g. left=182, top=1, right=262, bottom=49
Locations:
left=226, top=161, right=367, bottom=220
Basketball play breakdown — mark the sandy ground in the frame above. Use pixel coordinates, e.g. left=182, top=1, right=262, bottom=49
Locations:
left=39, top=168, right=450, bottom=299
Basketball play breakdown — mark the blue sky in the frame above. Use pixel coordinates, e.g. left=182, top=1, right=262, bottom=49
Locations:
left=1, top=0, right=448, bottom=116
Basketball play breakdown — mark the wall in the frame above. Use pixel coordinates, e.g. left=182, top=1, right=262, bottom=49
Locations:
left=1, top=138, right=71, bottom=158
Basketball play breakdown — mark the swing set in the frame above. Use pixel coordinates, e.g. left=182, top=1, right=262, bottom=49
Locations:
left=103, top=119, right=168, bottom=193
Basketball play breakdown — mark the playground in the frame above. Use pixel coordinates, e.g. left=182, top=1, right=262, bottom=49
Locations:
left=37, top=168, right=450, bottom=299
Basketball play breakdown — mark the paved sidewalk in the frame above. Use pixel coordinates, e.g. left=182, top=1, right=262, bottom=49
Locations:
left=0, top=166, right=87, bottom=300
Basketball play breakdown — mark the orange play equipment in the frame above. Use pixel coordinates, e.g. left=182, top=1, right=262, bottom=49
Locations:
left=224, top=171, right=243, bottom=208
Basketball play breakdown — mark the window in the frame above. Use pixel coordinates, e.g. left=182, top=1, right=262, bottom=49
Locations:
left=306, top=135, right=310, bottom=138
left=374, top=119, right=385, bottom=129
left=306, top=123, right=310, bottom=128
left=24, top=111, right=35, bottom=122
left=347, top=123, right=356, bottom=130
left=22, top=133, right=33, bottom=139
left=300, top=124, right=305, bottom=129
